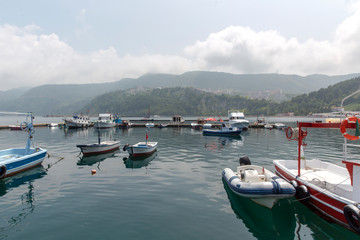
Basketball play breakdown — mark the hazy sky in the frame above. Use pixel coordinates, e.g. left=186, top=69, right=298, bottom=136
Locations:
left=0, top=0, right=359, bottom=90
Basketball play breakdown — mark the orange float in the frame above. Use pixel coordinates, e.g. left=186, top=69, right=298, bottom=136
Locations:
left=340, top=116, right=360, bottom=141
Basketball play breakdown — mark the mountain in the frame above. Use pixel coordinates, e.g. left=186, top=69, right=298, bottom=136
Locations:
left=1, top=71, right=359, bottom=115
left=79, top=77, right=360, bottom=116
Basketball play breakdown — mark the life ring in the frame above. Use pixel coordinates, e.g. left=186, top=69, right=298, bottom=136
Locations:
left=0, top=165, right=7, bottom=178
left=20, top=122, right=27, bottom=130
left=340, top=116, right=360, bottom=141
left=285, top=126, right=293, bottom=140
left=344, top=204, right=360, bottom=233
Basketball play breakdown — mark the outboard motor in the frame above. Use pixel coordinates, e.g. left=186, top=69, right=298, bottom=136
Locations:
left=123, top=144, right=129, bottom=151
left=239, top=156, right=251, bottom=166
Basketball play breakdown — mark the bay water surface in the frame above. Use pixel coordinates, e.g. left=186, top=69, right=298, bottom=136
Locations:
left=0, top=116, right=359, bottom=239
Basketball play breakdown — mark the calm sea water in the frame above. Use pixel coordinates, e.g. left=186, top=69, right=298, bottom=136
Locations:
left=0, top=116, right=359, bottom=240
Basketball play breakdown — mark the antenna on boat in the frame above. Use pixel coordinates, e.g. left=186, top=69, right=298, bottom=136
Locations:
left=341, top=89, right=360, bottom=119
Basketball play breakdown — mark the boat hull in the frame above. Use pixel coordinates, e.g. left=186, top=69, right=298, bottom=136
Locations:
left=222, top=166, right=295, bottom=208
left=203, top=129, right=241, bottom=136
left=273, top=159, right=355, bottom=231
left=125, top=142, right=158, bottom=157
left=0, top=148, right=47, bottom=179
left=77, top=141, right=121, bottom=155
left=94, top=122, right=116, bottom=129
left=64, top=119, right=92, bottom=128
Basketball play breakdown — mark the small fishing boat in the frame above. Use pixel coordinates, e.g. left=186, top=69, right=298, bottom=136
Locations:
left=123, top=142, right=158, bottom=157
left=274, top=123, right=287, bottom=129
left=158, top=123, right=168, bottom=128
left=123, top=132, right=158, bottom=157
left=64, top=115, right=92, bottom=128
left=77, top=124, right=120, bottom=155
left=273, top=115, right=360, bottom=234
left=203, top=123, right=241, bottom=136
left=0, top=113, right=47, bottom=179
left=223, top=156, right=295, bottom=208
left=8, top=124, right=22, bottom=130
left=77, top=140, right=121, bottom=156
left=145, top=123, right=155, bottom=128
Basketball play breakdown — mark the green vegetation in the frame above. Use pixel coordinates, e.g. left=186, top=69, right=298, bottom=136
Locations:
left=80, top=76, right=360, bottom=116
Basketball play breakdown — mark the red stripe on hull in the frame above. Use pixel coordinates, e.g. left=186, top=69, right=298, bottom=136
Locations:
left=131, top=149, right=156, bottom=157
left=82, top=147, right=119, bottom=156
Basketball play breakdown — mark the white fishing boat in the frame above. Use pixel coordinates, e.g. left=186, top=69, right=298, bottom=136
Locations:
left=145, top=123, right=155, bottom=128
left=223, top=157, right=295, bottom=208
left=77, top=124, right=120, bottom=155
left=203, top=123, right=241, bottom=136
left=123, top=132, right=158, bottom=157
left=94, top=113, right=116, bottom=129
left=228, top=110, right=250, bottom=129
left=123, top=142, right=158, bottom=157
left=77, top=140, right=121, bottom=155
left=0, top=113, right=47, bottom=179
left=273, top=123, right=287, bottom=129
left=273, top=115, right=360, bottom=234
left=64, top=115, right=92, bottom=128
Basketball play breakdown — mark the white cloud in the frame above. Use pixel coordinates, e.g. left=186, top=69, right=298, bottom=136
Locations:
left=2, top=3, right=360, bottom=90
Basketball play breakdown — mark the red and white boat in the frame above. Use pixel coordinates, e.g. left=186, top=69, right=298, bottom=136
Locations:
left=123, top=142, right=158, bottom=157
left=77, top=140, right=121, bottom=155
left=274, top=117, right=360, bottom=234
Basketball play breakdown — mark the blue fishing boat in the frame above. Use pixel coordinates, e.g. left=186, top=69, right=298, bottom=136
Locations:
left=0, top=113, right=47, bottom=179
left=203, top=123, right=242, bottom=136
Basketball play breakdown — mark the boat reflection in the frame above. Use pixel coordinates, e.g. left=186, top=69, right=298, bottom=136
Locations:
left=0, top=166, right=46, bottom=232
left=123, top=152, right=157, bottom=169
left=293, top=201, right=359, bottom=239
left=223, top=179, right=296, bottom=239
left=77, top=149, right=120, bottom=166
left=0, top=165, right=47, bottom=197
left=204, top=135, right=243, bottom=151
left=63, top=127, right=89, bottom=138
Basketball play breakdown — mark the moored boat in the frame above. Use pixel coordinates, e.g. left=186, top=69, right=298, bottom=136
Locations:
left=203, top=123, right=241, bottom=136
left=77, top=140, right=121, bottom=156
left=223, top=157, right=295, bottom=208
left=123, top=142, right=158, bottom=157
left=94, top=113, right=116, bottom=129
left=64, top=115, right=92, bottom=128
left=228, top=110, right=250, bottom=129
left=145, top=123, right=155, bottom=128
left=0, top=113, right=47, bottom=179
left=273, top=116, right=360, bottom=234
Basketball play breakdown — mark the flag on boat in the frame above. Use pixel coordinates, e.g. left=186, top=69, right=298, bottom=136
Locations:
left=146, top=133, right=148, bottom=140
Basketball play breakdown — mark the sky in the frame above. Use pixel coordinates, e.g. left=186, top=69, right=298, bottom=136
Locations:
left=0, top=0, right=359, bottom=90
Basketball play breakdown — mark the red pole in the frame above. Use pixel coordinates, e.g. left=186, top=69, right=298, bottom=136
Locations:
left=298, top=123, right=302, bottom=177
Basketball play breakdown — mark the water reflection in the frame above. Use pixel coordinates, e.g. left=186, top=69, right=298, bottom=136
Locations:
left=223, top=179, right=296, bottom=239
left=0, top=166, right=46, bottom=235
left=63, top=128, right=89, bottom=138
left=293, top=201, right=359, bottom=239
left=123, top=152, right=157, bottom=169
left=0, top=166, right=47, bottom=197
left=77, top=149, right=120, bottom=166
left=204, top=135, right=243, bottom=151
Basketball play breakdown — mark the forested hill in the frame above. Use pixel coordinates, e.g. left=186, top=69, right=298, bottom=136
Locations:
left=79, top=76, right=360, bottom=116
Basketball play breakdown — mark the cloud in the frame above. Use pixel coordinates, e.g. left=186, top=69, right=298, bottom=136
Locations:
left=0, top=24, right=195, bottom=90
left=2, top=3, right=360, bottom=91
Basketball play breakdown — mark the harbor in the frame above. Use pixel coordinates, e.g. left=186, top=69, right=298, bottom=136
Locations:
left=0, top=118, right=355, bottom=239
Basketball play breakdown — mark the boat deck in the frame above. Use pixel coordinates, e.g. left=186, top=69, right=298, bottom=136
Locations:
left=0, top=154, right=21, bottom=161
left=290, top=168, right=352, bottom=199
